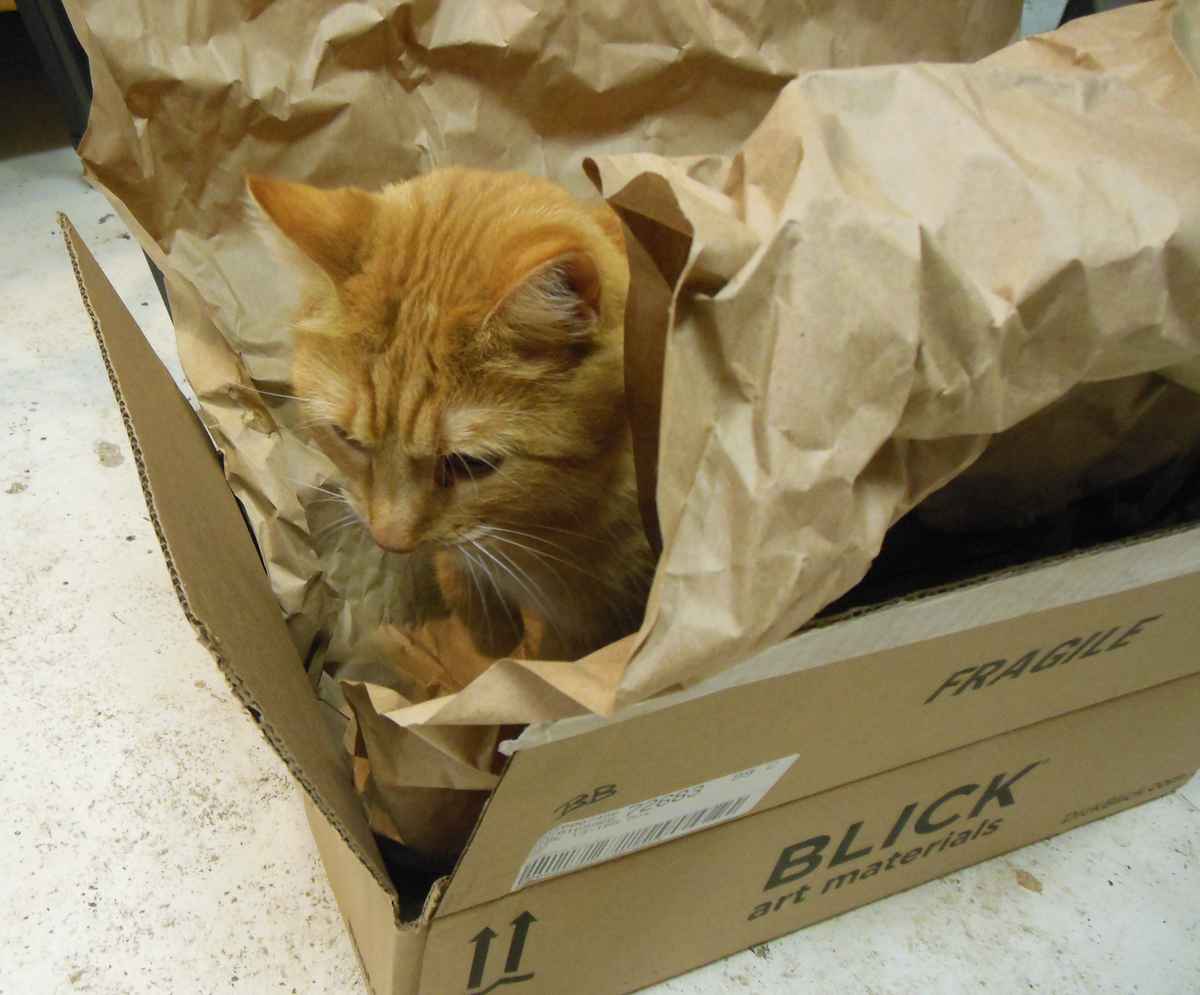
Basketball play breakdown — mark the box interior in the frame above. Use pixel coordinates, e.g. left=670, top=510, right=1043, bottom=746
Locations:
left=822, top=453, right=1200, bottom=622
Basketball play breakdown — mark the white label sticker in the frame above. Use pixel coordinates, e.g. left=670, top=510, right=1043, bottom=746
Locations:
left=512, top=754, right=798, bottom=891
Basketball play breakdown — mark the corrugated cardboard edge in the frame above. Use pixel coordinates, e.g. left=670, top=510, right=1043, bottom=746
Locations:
left=58, top=214, right=400, bottom=918
left=304, top=798, right=432, bottom=995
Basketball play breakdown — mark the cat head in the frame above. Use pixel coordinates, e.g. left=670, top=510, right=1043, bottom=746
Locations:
left=247, top=168, right=631, bottom=554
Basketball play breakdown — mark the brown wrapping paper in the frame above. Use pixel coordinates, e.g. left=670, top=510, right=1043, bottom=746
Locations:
left=377, top=0, right=1200, bottom=728
left=341, top=680, right=500, bottom=860
left=64, top=0, right=1019, bottom=666
left=66, top=1, right=1200, bottom=846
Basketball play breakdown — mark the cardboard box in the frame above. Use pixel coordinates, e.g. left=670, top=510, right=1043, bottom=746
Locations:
left=63, top=215, right=1200, bottom=995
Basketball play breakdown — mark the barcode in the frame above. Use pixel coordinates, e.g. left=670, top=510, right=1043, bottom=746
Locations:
left=515, top=794, right=752, bottom=888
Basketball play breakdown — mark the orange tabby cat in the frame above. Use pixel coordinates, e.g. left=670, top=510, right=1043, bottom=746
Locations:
left=248, top=168, right=653, bottom=660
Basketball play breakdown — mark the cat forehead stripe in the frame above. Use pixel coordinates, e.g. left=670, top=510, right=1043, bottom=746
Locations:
left=443, top=407, right=490, bottom=443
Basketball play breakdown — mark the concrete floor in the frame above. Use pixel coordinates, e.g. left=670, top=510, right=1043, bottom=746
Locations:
left=3, top=6, right=1199, bottom=994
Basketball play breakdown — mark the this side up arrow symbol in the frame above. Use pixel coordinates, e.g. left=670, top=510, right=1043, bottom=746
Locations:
left=505, top=911, right=538, bottom=974
left=468, top=926, right=496, bottom=991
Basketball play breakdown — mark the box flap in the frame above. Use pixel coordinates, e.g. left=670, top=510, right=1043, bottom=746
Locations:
left=304, top=798, right=429, bottom=995
left=514, top=520, right=1200, bottom=751
left=441, top=567, right=1200, bottom=914
left=60, top=217, right=394, bottom=905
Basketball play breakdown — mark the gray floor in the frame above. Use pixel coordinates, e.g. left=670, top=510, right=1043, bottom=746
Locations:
left=4, top=5, right=1200, bottom=994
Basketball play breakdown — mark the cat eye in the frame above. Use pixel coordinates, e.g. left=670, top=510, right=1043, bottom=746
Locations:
left=329, top=423, right=369, bottom=453
left=436, top=452, right=502, bottom=488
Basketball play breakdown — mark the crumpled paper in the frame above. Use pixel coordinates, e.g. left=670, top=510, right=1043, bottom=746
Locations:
left=367, top=0, right=1200, bottom=730
left=65, top=0, right=1020, bottom=664
left=64, top=0, right=1021, bottom=847
left=341, top=678, right=502, bottom=861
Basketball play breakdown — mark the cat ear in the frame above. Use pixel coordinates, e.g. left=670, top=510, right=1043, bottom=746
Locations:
left=490, top=251, right=601, bottom=349
left=246, top=174, right=376, bottom=283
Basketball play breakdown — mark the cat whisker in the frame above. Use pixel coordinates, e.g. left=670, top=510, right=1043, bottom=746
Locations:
left=483, top=544, right=577, bottom=651
left=482, top=525, right=635, bottom=598
left=477, top=525, right=581, bottom=557
left=486, top=526, right=646, bottom=631
left=314, top=512, right=361, bottom=541
left=478, top=528, right=581, bottom=581
left=487, top=544, right=570, bottom=602
left=250, top=388, right=306, bottom=402
left=477, top=538, right=553, bottom=595
left=491, top=519, right=609, bottom=544
left=316, top=517, right=358, bottom=538
left=485, top=543, right=568, bottom=621
left=303, top=494, right=350, bottom=506
left=470, top=539, right=566, bottom=646
left=486, top=535, right=617, bottom=634
left=467, top=540, right=521, bottom=637
left=285, top=476, right=344, bottom=499
left=497, top=534, right=636, bottom=625
left=456, top=545, right=495, bottom=649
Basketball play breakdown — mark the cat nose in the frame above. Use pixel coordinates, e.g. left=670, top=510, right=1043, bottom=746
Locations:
left=368, top=522, right=418, bottom=554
